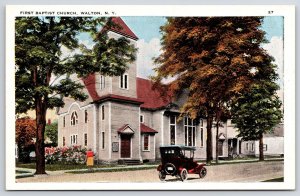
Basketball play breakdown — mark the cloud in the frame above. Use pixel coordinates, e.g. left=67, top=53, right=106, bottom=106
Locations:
left=262, top=36, right=284, bottom=102
left=276, top=89, right=284, bottom=105
left=136, top=38, right=161, bottom=79
left=79, top=39, right=94, bottom=49
left=262, top=36, right=284, bottom=88
left=60, top=38, right=95, bottom=59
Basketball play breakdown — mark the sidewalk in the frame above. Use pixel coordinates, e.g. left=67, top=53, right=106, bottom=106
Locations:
left=210, top=157, right=284, bottom=165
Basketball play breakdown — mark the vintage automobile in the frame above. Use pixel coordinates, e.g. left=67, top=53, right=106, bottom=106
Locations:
left=157, top=145, right=207, bottom=181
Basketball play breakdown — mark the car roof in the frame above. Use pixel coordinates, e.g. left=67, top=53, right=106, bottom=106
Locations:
left=159, top=145, right=196, bottom=151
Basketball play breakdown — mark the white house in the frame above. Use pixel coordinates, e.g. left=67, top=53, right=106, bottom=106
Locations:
left=241, top=123, right=284, bottom=157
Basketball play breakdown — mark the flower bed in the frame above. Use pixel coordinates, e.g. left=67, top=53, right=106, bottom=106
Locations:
left=45, top=146, right=87, bottom=165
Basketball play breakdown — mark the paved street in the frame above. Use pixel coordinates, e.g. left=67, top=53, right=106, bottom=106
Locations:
left=16, top=160, right=283, bottom=183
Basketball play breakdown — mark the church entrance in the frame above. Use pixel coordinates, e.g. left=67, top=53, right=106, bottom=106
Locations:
left=121, top=134, right=131, bottom=158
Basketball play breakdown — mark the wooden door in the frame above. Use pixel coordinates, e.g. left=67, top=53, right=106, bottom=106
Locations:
left=121, top=135, right=131, bottom=158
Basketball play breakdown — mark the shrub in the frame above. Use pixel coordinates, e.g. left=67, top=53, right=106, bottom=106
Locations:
left=45, top=145, right=87, bottom=165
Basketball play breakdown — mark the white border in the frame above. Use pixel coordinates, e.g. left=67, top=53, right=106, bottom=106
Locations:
left=6, top=5, right=295, bottom=190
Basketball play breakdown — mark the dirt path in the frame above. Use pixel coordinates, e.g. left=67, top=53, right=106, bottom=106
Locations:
left=16, top=161, right=283, bottom=183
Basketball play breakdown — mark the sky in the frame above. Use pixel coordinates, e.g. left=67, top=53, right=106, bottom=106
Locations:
left=76, top=16, right=284, bottom=99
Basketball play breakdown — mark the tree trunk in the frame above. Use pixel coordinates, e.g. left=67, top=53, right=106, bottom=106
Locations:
left=206, top=114, right=213, bottom=164
left=35, top=98, right=46, bottom=174
left=215, top=121, right=219, bottom=164
left=35, top=97, right=47, bottom=174
left=259, top=133, right=264, bottom=161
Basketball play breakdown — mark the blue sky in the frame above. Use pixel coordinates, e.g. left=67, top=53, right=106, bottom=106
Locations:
left=123, top=16, right=284, bottom=42
left=71, top=16, right=284, bottom=44
left=123, top=17, right=167, bottom=42
left=261, top=16, right=284, bottom=40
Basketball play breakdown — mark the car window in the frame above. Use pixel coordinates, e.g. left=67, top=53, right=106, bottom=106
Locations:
left=182, top=150, right=194, bottom=158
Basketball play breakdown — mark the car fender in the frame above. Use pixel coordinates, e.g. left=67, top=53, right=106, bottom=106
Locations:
left=195, top=163, right=206, bottom=172
left=157, top=164, right=162, bottom=171
left=177, top=166, right=185, bottom=173
left=198, top=163, right=206, bottom=167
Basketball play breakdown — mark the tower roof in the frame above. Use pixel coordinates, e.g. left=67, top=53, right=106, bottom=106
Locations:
left=109, top=17, right=138, bottom=40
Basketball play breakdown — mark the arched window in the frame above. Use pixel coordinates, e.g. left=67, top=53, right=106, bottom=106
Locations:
left=71, top=111, right=78, bottom=126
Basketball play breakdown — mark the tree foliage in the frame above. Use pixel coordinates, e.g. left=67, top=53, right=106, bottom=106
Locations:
left=153, top=17, right=275, bottom=163
left=231, top=83, right=282, bottom=140
left=15, top=16, right=137, bottom=174
left=231, top=81, right=283, bottom=160
left=45, top=121, right=58, bottom=146
left=15, top=117, right=36, bottom=148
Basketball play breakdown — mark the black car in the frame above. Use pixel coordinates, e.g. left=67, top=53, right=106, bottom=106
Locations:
left=157, top=145, right=207, bottom=181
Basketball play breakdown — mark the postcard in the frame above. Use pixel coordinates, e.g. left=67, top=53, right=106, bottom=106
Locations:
left=6, top=5, right=295, bottom=190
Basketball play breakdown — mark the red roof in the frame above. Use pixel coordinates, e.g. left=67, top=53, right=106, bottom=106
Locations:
left=83, top=75, right=172, bottom=110
left=118, top=124, right=134, bottom=134
left=140, top=123, right=158, bottom=134
left=107, top=17, right=138, bottom=40
left=136, top=77, right=172, bottom=110
left=82, top=74, right=100, bottom=101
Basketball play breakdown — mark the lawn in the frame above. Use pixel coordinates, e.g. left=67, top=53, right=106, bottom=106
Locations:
left=262, top=177, right=284, bottom=182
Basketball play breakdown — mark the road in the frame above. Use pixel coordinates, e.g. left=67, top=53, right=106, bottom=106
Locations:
left=16, top=160, right=283, bottom=183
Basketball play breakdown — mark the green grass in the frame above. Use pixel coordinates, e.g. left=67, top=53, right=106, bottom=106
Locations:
left=262, top=177, right=284, bottom=182
left=16, top=170, right=32, bottom=174
left=16, top=163, right=121, bottom=171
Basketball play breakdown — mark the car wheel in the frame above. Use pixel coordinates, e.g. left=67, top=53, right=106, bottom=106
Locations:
left=180, top=168, right=188, bottom=182
left=159, top=171, right=166, bottom=181
left=199, top=167, right=207, bottom=178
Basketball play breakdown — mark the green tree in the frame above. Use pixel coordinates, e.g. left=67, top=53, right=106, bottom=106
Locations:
left=153, top=17, right=273, bottom=163
left=45, top=121, right=58, bottom=146
left=231, top=81, right=283, bottom=161
left=15, top=17, right=136, bottom=174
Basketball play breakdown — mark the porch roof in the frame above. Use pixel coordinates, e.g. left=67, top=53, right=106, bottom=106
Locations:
left=117, top=124, right=135, bottom=134
left=140, top=123, right=158, bottom=134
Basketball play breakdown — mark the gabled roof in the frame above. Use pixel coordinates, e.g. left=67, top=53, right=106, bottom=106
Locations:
left=108, top=17, right=138, bottom=40
left=136, top=77, right=172, bottom=110
left=264, top=123, right=284, bottom=137
left=140, top=123, right=158, bottom=134
left=117, top=124, right=135, bottom=134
